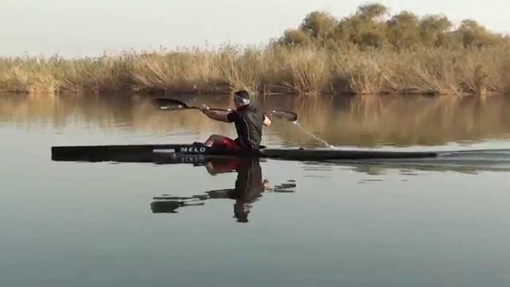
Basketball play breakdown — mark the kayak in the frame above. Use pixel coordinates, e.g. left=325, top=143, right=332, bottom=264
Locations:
left=50, top=97, right=510, bottom=165
left=51, top=143, right=440, bottom=163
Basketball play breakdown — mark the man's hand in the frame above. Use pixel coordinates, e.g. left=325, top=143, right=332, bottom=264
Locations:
left=200, top=105, right=210, bottom=114
left=202, top=108, right=212, bottom=117
left=201, top=106, right=217, bottom=119
left=262, top=179, right=271, bottom=191
left=263, top=115, right=271, bottom=127
left=202, top=107, right=231, bottom=123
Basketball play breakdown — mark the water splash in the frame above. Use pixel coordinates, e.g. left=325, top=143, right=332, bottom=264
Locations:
left=292, top=121, right=337, bottom=149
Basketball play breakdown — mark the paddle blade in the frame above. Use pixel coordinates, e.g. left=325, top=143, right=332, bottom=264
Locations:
left=152, top=98, right=190, bottom=110
left=270, top=110, right=298, bottom=121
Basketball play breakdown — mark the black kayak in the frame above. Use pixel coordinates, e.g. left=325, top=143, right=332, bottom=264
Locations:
left=51, top=143, right=440, bottom=163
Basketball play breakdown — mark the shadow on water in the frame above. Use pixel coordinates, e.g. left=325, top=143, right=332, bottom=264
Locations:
left=149, top=157, right=297, bottom=223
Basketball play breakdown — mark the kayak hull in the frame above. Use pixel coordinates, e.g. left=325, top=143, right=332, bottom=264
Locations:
left=259, top=148, right=438, bottom=160
left=51, top=143, right=440, bottom=163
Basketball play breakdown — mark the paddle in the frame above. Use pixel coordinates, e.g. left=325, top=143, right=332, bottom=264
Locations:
left=152, top=98, right=298, bottom=122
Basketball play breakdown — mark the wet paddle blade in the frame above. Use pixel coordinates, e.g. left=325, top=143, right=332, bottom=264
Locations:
left=270, top=110, right=298, bottom=121
left=152, top=98, right=191, bottom=110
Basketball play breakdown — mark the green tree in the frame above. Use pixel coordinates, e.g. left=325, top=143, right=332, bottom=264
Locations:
left=419, top=15, right=452, bottom=47
left=276, top=2, right=509, bottom=50
left=333, top=3, right=389, bottom=49
left=299, top=11, right=337, bottom=40
left=386, top=11, right=421, bottom=49
left=357, top=3, right=388, bottom=20
left=456, top=19, right=503, bottom=47
left=278, top=29, right=313, bottom=46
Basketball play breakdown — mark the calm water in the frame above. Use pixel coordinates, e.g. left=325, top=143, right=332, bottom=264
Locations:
left=2, top=93, right=510, bottom=287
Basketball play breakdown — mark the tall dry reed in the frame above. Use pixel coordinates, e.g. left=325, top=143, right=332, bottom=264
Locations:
left=2, top=44, right=510, bottom=97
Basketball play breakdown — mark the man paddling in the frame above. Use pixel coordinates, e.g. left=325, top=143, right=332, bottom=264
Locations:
left=201, top=90, right=271, bottom=151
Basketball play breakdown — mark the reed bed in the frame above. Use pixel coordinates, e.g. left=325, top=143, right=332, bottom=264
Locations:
left=1, top=44, right=510, bottom=97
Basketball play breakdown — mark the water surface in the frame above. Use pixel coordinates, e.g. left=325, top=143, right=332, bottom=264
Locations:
left=1, top=93, right=510, bottom=287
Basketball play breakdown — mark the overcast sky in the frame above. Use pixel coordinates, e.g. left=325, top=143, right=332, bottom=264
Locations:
left=0, top=0, right=507, bottom=57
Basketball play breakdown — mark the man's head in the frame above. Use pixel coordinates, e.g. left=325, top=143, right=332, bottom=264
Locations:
left=233, top=90, right=250, bottom=109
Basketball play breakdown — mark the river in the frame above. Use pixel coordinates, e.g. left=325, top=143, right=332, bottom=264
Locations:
left=1, top=93, right=510, bottom=287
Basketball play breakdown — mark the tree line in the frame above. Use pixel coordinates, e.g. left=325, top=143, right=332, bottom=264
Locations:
left=276, top=3, right=509, bottom=50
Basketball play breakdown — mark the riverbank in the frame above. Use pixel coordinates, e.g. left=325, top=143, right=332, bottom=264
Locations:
left=1, top=44, right=510, bottom=97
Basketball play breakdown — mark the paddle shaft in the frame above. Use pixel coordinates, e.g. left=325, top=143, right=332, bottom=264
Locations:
left=152, top=98, right=297, bottom=121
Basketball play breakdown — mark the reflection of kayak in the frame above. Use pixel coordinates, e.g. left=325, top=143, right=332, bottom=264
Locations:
left=51, top=143, right=441, bottom=163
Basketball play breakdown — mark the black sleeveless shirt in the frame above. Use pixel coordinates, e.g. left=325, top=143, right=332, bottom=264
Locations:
left=227, top=104, right=264, bottom=150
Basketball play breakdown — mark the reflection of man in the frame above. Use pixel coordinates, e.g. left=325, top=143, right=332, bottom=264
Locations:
left=151, top=157, right=293, bottom=223
left=232, top=159, right=265, bottom=223
left=205, top=158, right=268, bottom=223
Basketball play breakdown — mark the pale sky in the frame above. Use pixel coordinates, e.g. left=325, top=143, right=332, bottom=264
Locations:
left=0, top=0, right=507, bottom=58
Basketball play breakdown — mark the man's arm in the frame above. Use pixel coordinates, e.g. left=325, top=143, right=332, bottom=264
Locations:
left=203, top=109, right=233, bottom=123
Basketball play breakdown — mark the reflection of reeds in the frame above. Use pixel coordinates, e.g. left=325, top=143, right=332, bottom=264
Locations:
left=2, top=45, right=510, bottom=97
left=0, top=94, right=233, bottom=136
left=2, top=93, right=510, bottom=147
left=279, top=95, right=510, bottom=147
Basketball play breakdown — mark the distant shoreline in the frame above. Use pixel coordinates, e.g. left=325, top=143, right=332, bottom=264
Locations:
left=1, top=3, right=509, bottom=98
